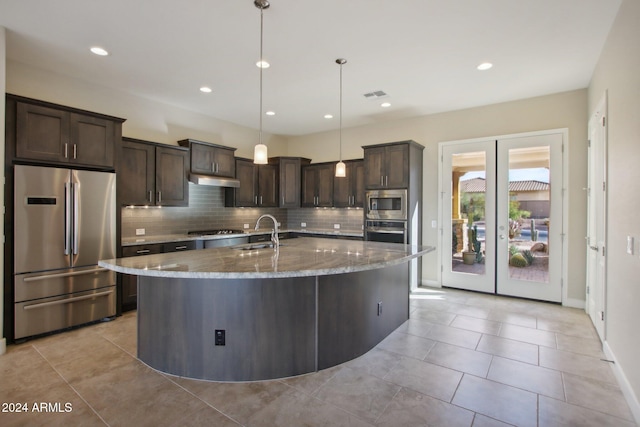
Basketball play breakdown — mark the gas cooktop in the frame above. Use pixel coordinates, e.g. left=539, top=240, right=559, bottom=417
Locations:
left=188, top=229, right=245, bottom=236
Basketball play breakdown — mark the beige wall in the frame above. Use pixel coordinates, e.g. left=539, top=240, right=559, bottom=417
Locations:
left=588, top=0, right=640, bottom=415
left=6, top=61, right=288, bottom=157
left=286, top=89, right=588, bottom=301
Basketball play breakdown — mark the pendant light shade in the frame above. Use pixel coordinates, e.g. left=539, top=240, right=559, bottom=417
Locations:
left=254, top=0, right=270, bottom=164
left=254, top=143, right=268, bottom=164
left=335, top=58, right=347, bottom=177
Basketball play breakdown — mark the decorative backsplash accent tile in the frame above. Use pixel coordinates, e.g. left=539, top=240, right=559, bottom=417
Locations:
left=121, top=183, right=364, bottom=239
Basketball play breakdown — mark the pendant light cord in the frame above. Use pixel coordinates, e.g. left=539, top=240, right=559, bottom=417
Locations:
left=339, top=61, right=343, bottom=162
left=259, top=6, right=264, bottom=146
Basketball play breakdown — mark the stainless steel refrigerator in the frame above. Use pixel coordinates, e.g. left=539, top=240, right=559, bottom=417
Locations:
left=13, top=165, right=117, bottom=339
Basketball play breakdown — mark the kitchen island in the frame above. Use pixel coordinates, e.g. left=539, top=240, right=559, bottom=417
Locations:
left=99, top=237, right=433, bottom=381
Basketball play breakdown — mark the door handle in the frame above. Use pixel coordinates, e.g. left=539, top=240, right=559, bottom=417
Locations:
left=590, top=245, right=599, bottom=251
left=73, top=182, right=79, bottom=255
left=499, top=234, right=506, bottom=240
left=64, top=182, right=71, bottom=255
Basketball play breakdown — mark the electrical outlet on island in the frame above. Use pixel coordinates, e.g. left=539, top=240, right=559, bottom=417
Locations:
left=243, top=224, right=250, bottom=229
left=135, top=228, right=145, bottom=236
left=334, top=224, right=340, bottom=230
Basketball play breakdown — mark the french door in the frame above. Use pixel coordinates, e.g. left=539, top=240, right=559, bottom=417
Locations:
left=440, top=131, right=564, bottom=302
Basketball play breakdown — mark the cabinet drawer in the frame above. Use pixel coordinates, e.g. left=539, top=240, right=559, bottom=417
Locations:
left=162, top=241, right=197, bottom=253
left=122, top=244, right=163, bottom=257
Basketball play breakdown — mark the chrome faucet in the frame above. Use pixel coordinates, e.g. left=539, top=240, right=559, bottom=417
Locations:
left=255, top=214, right=279, bottom=249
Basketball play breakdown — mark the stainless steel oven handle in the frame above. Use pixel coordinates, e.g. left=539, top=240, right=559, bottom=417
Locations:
left=365, top=228, right=405, bottom=234
left=23, top=289, right=114, bottom=310
left=23, top=267, right=110, bottom=282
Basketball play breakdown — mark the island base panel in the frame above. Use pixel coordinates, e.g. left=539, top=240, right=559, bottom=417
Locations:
left=318, top=263, right=409, bottom=369
left=138, top=276, right=317, bottom=382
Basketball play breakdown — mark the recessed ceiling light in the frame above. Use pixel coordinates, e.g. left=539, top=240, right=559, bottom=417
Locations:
left=324, top=114, right=333, bottom=119
left=381, top=102, right=391, bottom=108
left=90, top=46, right=109, bottom=56
left=256, top=60, right=270, bottom=68
left=200, top=86, right=212, bottom=93
left=477, top=62, right=493, bottom=70
left=266, top=111, right=275, bottom=116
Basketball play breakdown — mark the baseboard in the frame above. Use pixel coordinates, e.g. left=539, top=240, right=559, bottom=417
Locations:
left=603, top=341, right=640, bottom=425
left=0, top=338, right=6, bottom=356
left=563, top=297, right=585, bottom=309
left=421, top=280, right=441, bottom=288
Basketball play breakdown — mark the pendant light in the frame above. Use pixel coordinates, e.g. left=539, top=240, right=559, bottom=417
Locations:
left=335, top=58, right=347, bottom=177
left=253, top=0, right=270, bottom=164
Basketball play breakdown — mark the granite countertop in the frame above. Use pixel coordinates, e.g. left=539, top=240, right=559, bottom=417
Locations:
left=121, top=228, right=364, bottom=246
left=100, top=237, right=433, bottom=279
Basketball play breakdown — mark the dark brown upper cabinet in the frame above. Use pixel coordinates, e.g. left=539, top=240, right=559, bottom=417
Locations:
left=270, top=157, right=311, bottom=208
left=301, top=162, right=335, bottom=207
left=119, top=138, right=189, bottom=207
left=178, top=139, right=236, bottom=178
left=363, top=143, right=410, bottom=189
left=13, top=97, right=123, bottom=169
left=227, top=158, right=278, bottom=207
left=333, top=159, right=364, bottom=208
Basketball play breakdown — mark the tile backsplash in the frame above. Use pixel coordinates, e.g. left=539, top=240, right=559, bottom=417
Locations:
left=121, top=184, right=364, bottom=239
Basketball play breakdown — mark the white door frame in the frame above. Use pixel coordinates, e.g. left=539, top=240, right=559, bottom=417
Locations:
left=438, top=128, right=569, bottom=304
left=586, top=93, right=607, bottom=340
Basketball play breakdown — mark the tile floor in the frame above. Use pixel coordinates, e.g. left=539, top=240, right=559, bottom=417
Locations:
left=1, top=286, right=637, bottom=427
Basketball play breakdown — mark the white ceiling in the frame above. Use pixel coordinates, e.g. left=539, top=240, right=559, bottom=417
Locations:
left=0, top=0, right=622, bottom=136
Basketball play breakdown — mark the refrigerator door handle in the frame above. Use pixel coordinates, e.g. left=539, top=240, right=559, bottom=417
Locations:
left=73, top=182, right=79, bottom=255
left=64, top=182, right=71, bottom=255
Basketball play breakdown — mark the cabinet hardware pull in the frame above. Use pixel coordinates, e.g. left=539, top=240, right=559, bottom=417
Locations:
left=23, top=289, right=114, bottom=311
left=380, top=176, right=384, bottom=186
left=136, top=250, right=150, bottom=254
left=73, top=144, right=77, bottom=159
left=23, top=267, right=108, bottom=282
left=64, top=143, right=69, bottom=159
left=211, top=162, right=215, bottom=172
left=175, top=246, right=188, bottom=250
left=260, top=196, right=263, bottom=205
left=148, top=190, right=153, bottom=202
left=282, top=196, right=285, bottom=205
left=158, top=191, right=162, bottom=203
left=254, top=195, right=258, bottom=204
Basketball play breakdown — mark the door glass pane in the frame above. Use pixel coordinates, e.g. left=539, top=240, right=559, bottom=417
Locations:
left=451, top=152, right=486, bottom=276
left=507, top=146, right=550, bottom=282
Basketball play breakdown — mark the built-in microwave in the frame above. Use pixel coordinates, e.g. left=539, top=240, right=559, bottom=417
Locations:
left=365, top=189, right=407, bottom=220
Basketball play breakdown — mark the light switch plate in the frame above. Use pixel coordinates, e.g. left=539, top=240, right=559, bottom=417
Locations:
left=627, top=236, right=634, bottom=255
left=431, top=220, right=437, bottom=228
left=301, top=222, right=306, bottom=228
left=135, top=228, right=145, bottom=236
left=243, top=224, right=250, bottom=229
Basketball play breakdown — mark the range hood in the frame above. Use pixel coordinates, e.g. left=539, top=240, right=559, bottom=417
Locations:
left=189, top=173, right=240, bottom=188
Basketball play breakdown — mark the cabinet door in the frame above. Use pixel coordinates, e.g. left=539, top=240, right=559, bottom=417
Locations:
left=279, top=158, right=302, bottom=208
left=235, top=159, right=258, bottom=207
left=385, top=144, right=409, bottom=188
left=352, top=161, right=365, bottom=207
left=16, top=102, right=69, bottom=162
left=258, top=164, right=278, bottom=207
left=301, top=166, right=318, bottom=207
left=364, top=146, right=385, bottom=189
left=189, top=142, right=216, bottom=174
left=120, top=140, right=155, bottom=205
left=155, top=146, right=189, bottom=206
left=70, top=113, right=115, bottom=168
left=316, top=164, right=335, bottom=207
left=121, top=274, right=138, bottom=308
left=213, top=148, right=236, bottom=178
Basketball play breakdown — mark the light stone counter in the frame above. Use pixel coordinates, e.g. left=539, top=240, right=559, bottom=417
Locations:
left=101, top=237, right=431, bottom=279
